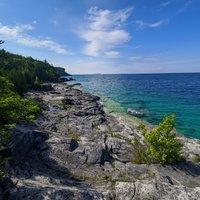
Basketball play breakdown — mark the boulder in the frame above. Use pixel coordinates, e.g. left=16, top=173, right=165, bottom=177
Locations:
left=85, top=143, right=109, bottom=164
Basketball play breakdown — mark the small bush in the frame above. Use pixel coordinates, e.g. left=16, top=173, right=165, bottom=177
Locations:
left=107, top=130, right=113, bottom=137
left=141, top=114, right=183, bottom=164
left=70, top=133, right=80, bottom=141
left=148, top=171, right=156, bottom=177
left=193, top=155, right=200, bottom=163
left=131, top=135, right=148, bottom=164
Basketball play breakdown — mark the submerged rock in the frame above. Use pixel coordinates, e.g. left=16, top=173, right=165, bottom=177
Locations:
left=127, top=108, right=145, bottom=117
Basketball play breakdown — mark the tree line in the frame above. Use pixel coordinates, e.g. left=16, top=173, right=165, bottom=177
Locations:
left=0, top=46, right=61, bottom=94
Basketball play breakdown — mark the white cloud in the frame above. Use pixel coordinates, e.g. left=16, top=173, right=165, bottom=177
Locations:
left=78, top=7, right=133, bottom=57
left=0, top=22, right=69, bottom=54
left=160, top=1, right=172, bottom=7
left=128, top=56, right=142, bottom=61
left=17, top=36, right=68, bottom=54
left=148, top=21, right=165, bottom=28
left=88, top=7, right=133, bottom=31
left=105, top=51, right=120, bottom=58
left=135, top=20, right=168, bottom=29
left=0, top=23, right=33, bottom=37
left=80, top=29, right=129, bottom=57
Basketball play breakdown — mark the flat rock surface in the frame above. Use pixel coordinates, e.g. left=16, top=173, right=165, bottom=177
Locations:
left=6, top=83, right=200, bottom=200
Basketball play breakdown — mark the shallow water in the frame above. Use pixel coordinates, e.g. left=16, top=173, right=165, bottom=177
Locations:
left=73, top=73, right=200, bottom=139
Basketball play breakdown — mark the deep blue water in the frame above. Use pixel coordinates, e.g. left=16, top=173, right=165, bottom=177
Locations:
left=73, top=73, right=200, bottom=139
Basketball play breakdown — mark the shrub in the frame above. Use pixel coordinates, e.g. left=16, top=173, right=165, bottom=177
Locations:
left=193, top=155, right=200, bottom=163
left=131, top=135, right=148, bottom=164
left=141, top=114, right=183, bottom=164
left=70, top=133, right=80, bottom=141
left=0, top=76, right=40, bottom=180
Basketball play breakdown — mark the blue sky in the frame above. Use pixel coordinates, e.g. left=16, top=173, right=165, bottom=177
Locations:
left=0, top=0, right=200, bottom=74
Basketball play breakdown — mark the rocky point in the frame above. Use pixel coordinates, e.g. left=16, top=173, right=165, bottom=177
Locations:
left=4, top=83, right=200, bottom=200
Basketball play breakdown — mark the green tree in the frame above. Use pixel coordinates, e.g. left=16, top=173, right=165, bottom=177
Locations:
left=141, top=114, right=183, bottom=164
left=34, top=76, right=41, bottom=89
left=0, top=49, right=61, bottom=94
left=7, top=69, right=28, bottom=95
left=0, top=76, right=40, bottom=180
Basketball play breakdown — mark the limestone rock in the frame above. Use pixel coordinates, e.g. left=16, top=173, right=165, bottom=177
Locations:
left=5, top=83, right=200, bottom=200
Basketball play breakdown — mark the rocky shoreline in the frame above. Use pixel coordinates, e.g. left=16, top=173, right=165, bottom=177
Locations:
left=4, top=83, right=200, bottom=199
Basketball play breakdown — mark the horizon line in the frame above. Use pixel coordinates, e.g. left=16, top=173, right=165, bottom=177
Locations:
left=70, top=71, right=200, bottom=76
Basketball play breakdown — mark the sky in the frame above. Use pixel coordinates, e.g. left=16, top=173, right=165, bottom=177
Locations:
left=0, top=0, right=200, bottom=74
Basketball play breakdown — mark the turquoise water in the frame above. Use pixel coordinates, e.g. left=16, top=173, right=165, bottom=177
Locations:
left=73, top=73, right=200, bottom=139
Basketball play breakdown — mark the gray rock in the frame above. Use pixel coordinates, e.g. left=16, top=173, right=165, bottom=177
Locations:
left=6, top=83, right=200, bottom=200
left=69, top=139, right=79, bottom=152
left=85, top=143, right=108, bottom=164
left=62, top=97, right=75, bottom=105
left=106, top=137, right=134, bottom=162
left=39, top=83, right=53, bottom=91
left=115, top=181, right=200, bottom=200
left=9, top=127, right=35, bottom=164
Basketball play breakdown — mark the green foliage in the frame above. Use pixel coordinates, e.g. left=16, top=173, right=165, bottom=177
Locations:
left=141, top=114, right=183, bottom=164
left=0, top=49, right=60, bottom=94
left=131, top=135, right=148, bottom=164
left=70, top=133, right=80, bottom=141
left=0, top=47, right=64, bottom=180
left=34, top=76, right=41, bottom=89
left=148, top=171, right=156, bottom=177
left=0, top=76, right=40, bottom=180
left=107, top=130, right=113, bottom=137
left=0, top=77, right=40, bottom=125
left=192, top=155, right=200, bottom=163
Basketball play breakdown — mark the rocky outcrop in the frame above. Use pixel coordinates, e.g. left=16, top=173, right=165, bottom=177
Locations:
left=55, top=67, right=71, bottom=76
left=5, top=83, right=200, bottom=200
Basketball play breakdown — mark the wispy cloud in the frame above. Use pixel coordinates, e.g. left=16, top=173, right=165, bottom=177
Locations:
left=160, top=1, right=172, bottom=7
left=0, top=23, right=33, bottom=37
left=78, top=7, right=133, bottom=57
left=0, top=22, right=69, bottom=54
left=157, top=1, right=173, bottom=12
left=128, top=56, right=158, bottom=62
left=135, top=19, right=169, bottom=30
left=177, top=0, right=193, bottom=14
left=128, top=56, right=142, bottom=61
